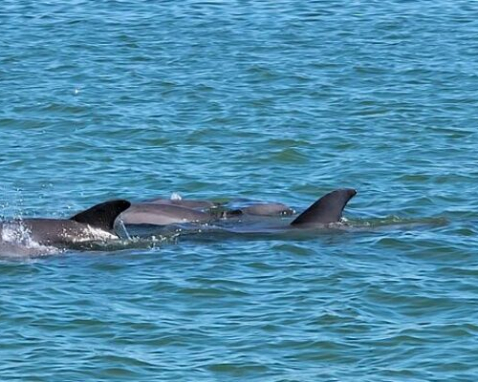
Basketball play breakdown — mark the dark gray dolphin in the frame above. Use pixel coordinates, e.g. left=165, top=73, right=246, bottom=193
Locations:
left=290, top=189, right=356, bottom=227
left=0, top=199, right=131, bottom=248
left=210, top=188, right=357, bottom=236
left=225, top=189, right=356, bottom=227
left=119, top=203, right=213, bottom=226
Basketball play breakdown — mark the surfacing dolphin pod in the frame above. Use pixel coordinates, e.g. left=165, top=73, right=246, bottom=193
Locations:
left=118, top=188, right=357, bottom=229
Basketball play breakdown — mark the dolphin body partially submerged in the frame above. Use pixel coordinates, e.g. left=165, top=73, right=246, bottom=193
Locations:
left=219, top=188, right=358, bottom=235
left=119, top=202, right=212, bottom=226
left=119, top=189, right=357, bottom=233
left=143, top=197, right=218, bottom=210
left=0, top=199, right=131, bottom=248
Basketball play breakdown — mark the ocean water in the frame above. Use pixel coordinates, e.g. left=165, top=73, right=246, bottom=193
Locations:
left=2, top=0, right=478, bottom=380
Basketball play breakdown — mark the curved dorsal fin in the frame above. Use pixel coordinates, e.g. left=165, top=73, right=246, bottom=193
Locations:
left=70, top=199, right=131, bottom=232
left=290, top=189, right=356, bottom=226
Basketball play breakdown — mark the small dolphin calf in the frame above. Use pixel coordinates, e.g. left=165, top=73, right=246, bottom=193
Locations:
left=0, top=199, right=131, bottom=248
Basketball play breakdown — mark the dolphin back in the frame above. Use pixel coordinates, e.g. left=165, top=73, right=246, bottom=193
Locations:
left=290, top=189, right=356, bottom=226
left=70, top=199, right=131, bottom=232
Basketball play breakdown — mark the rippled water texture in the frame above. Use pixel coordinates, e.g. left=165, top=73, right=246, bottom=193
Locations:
left=2, top=1, right=478, bottom=381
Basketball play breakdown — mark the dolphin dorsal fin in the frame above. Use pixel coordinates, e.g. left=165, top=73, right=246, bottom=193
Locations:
left=70, top=199, right=131, bottom=231
left=290, top=189, right=356, bottom=226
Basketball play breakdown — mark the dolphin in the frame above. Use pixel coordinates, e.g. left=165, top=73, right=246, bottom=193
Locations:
left=0, top=199, right=131, bottom=248
left=118, top=203, right=213, bottom=226
left=144, top=197, right=219, bottom=210
left=232, top=202, right=295, bottom=216
left=223, top=189, right=357, bottom=232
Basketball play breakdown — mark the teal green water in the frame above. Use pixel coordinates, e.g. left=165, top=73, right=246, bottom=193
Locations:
left=2, top=1, right=478, bottom=380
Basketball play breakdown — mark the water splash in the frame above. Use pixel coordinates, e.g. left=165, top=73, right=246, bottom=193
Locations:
left=2, top=220, right=34, bottom=246
left=0, top=220, right=60, bottom=258
left=170, top=192, right=182, bottom=201
left=115, top=219, right=132, bottom=241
